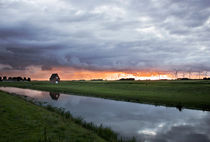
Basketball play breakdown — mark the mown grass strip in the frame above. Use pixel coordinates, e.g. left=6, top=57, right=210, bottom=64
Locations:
left=1, top=80, right=210, bottom=111
left=0, top=91, right=136, bottom=142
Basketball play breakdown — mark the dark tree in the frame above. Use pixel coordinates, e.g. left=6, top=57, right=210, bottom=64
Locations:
left=17, top=77, right=23, bottom=81
left=27, top=77, right=31, bottom=82
left=12, top=77, right=17, bottom=81
left=3, top=76, right=7, bottom=81
left=8, top=77, right=12, bottom=81
left=119, top=78, right=135, bottom=81
left=203, top=77, right=210, bottom=80
left=0, top=77, right=2, bottom=81
left=23, top=77, right=27, bottom=81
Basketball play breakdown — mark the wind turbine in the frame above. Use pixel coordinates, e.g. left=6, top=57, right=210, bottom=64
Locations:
left=188, top=70, right=192, bottom=79
left=182, top=72, right=185, bottom=78
left=198, top=71, right=202, bottom=79
left=205, top=71, right=208, bottom=78
left=174, top=69, right=178, bottom=79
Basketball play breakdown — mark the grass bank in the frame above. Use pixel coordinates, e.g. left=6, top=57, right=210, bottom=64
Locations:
left=0, top=80, right=210, bottom=111
left=0, top=91, right=135, bottom=142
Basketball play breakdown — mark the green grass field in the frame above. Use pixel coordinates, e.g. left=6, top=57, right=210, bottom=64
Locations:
left=0, top=91, right=108, bottom=142
left=0, top=80, right=210, bottom=111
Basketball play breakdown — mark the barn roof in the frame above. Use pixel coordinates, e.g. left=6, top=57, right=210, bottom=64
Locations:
left=50, top=73, right=59, bottom=79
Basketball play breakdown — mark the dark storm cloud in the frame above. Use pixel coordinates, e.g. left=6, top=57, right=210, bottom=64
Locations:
left=0, top=0, right=210, bottom=72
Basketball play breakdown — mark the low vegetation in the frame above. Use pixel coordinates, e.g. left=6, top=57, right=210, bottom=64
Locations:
left=0, top=91, right=135, bottom=142
left=0, top=80, right=210, bottom=111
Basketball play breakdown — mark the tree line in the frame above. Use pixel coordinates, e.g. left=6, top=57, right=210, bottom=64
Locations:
left=0, top=76, right=31, bottom=82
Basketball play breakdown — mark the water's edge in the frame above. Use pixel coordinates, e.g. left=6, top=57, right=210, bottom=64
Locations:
left=0, top=88, right=136, bottom=142
left=1, top=87, right=210, bottom=142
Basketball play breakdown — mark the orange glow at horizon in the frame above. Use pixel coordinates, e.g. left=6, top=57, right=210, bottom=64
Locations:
left=38, top=67, right=174, bottom=80
left=0, top=65, right=208, bottom=81
left=0, top=66, right=174, bottom=80
left=35, top=72, right=173, bottom=81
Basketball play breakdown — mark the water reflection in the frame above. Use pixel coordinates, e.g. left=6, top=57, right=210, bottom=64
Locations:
left=0, top=87, right=210, bottom=142
left=49, top=92, right=60, bottom=100
left=176, top=104, right=183, bottom=112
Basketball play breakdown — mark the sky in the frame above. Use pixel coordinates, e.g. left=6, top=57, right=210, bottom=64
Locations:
left=0, top=0, right=210, bottom=80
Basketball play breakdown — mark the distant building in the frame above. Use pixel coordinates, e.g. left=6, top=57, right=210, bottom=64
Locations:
left=49, top=73, right=60, bottom=84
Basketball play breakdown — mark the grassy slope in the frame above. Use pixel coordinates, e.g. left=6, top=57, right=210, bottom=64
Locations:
left=0, top=91, right=106, bottom=142
left=0, top=80, right=210, bottom=110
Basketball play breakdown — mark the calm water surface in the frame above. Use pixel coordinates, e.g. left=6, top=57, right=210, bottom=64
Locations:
left=0, top=87, right=210, bottom=142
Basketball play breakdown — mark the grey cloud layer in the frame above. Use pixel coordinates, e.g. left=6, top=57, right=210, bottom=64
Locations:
left=0, top=0, right=210, bottom=71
